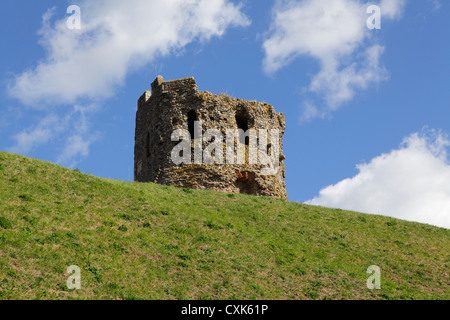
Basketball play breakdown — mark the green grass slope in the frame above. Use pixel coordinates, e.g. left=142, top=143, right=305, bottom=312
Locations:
left=0, top=151, right=448, bottom=300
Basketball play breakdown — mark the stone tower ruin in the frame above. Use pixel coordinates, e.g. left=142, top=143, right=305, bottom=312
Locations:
left=134, top=76, right=287, bottom=200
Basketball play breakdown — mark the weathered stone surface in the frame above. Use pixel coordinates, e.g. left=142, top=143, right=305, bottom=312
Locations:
left=134, top=76, right=287, bottom=200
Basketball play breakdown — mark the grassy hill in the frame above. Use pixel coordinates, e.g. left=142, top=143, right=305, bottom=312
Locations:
left=0, top=151, right=448, bottom=300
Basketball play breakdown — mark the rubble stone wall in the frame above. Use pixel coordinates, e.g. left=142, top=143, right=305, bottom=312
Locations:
left=134, top=76, right=287, bottom=200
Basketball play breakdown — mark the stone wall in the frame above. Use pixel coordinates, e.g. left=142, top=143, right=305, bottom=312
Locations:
left=134, top=76, right=287, bottom=200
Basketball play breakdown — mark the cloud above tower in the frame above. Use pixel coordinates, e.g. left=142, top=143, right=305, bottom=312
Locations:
left=8, top=0, right=250, bottom=106
left=262, top=0, right=407, bottom=120
left=6, top=0, right=250, bottom=167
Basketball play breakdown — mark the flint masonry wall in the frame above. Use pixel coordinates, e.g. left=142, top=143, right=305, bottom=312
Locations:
left=134, top=76, right=287, bottom=200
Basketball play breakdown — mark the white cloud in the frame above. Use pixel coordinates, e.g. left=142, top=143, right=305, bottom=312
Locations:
left=8, top=105, right=99, bottom=168
left=7, top=0, right=249, bottom=166
left=263, top=0, right=366, bottom=73
left=263, top=0, right=406, bottom=120
left=8, top=114, right=63, bottom=155
left=299, top=101, right=324, bottom=123
left=306, top=129, right=450, bottom=229
left=55, top=104, right=99, bottom=168
left=309, top=44, right=389, bottom=110
left=8, top=0, right=249, bottom=106
left=380, top=0, right=407, bottom=19
left=427, top=0, right=442, bottom=11
left=57, top=134, right=95, bottom=168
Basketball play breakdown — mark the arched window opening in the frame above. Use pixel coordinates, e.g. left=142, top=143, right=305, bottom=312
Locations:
left=235, top=113, right=249, bottom=145
left=188, top=110, right=197, bottom=139
left=145, top=131, right=150, bottom=157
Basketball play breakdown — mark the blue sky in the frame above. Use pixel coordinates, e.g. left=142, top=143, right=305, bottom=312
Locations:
left=1, top=0, right=449, bottom=228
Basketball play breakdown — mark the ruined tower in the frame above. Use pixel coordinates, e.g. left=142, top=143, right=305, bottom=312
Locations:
left=134, top=76, right=287, bottom=200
